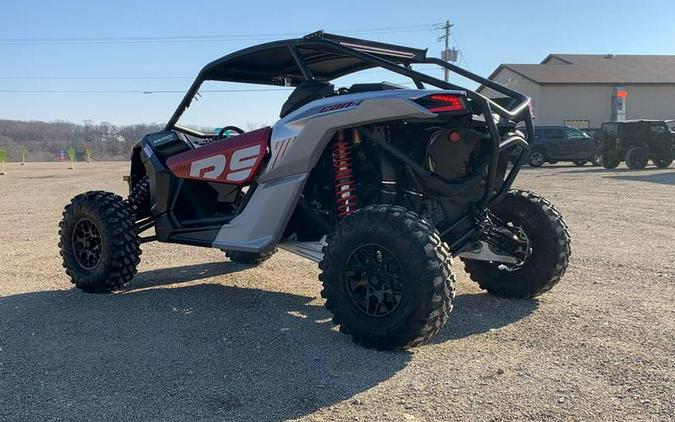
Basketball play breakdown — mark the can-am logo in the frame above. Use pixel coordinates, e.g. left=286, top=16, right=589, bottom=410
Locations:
left=319, top=100, right=363, bottom=113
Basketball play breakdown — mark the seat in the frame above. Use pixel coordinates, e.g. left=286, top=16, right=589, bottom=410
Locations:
left=279, top=80, right=334, bottom=118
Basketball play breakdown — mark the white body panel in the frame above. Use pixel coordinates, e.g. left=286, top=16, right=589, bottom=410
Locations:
left=212, top=89, right=463, bottom=252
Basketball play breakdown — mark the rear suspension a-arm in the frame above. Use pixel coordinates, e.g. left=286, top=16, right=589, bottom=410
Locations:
left=455, top=210, right=530, bottom=264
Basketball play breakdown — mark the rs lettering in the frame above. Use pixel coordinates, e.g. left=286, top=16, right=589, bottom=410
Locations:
left=226, top=145, right=262, bottom=182
left=190, top=155, right=226, bottom=179
left=188, top=144, right=262, bottom=182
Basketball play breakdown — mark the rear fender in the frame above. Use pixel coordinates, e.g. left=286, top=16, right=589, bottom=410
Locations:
left=260, top=95, right=434, bottom=182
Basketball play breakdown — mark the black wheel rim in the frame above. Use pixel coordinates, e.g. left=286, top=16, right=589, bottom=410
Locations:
left=630, top=149, right=648, bottom=168
left=344, top=244, right=404, bottom=317
left=72, top=218, right=103, bottom=270
left=530, top=152, right=544, bottom=166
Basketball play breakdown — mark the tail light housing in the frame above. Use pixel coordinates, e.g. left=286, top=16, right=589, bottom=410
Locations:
left=415, top=93, right=467, bottom=114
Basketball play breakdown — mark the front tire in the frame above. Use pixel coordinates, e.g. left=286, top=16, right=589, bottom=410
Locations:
left=462, top=190, right=571, bottom=298
left=319, top=205, right=455, bottom=350
left=601, top=154, right=621, bottom=169
left=127, top=175, right=151, bottom=219
left=59, top=191, right=141, bottom=293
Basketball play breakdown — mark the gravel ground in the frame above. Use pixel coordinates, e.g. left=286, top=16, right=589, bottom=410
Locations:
left=0, top=161, right=673, bottom=421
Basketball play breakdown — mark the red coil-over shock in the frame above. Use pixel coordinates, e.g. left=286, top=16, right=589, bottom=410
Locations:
left=332, top=130, right=358, bottom=219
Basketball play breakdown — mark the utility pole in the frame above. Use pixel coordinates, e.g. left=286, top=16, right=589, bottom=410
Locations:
left=438, top=21, right=454, bottom=82
left=437, top=20, right=454, bottom=82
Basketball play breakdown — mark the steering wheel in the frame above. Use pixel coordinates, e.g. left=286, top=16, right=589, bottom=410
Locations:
left=215, top=125, right=245, bottom=140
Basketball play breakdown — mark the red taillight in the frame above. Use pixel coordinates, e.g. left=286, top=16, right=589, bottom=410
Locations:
left=427, top=94, right=465, bottom=113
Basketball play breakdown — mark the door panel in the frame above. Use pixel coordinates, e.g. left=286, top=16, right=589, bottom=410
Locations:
left=542, top=128, right=565, bottom=158
left=563, top=128, right=593, bottom=159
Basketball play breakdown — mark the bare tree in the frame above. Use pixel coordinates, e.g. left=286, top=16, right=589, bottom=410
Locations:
left=0, top=119, right=162, bottom=161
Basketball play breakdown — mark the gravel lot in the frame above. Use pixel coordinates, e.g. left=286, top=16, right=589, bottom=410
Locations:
left=0, top=161, right=673, bottom=421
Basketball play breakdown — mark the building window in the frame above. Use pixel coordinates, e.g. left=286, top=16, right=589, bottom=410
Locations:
left=564, top=120, right=590, bottom=129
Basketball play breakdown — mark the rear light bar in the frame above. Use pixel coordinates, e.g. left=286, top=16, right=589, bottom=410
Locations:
left=338, top=41, right=416, bottom=59
left=415, top=93, right=467, bottom=114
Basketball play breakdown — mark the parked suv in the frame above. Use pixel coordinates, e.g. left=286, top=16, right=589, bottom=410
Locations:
left=527, top=126, right=596, bottom=167
left=597, top=120, right=674, bottom=169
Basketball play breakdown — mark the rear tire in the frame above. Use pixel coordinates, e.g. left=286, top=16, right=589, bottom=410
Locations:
left=319, top=205, right=455, bottom=350
left=225, top=248, right=276, bottom=265
left=59, top=191, right=140, bottom=293
left=462, top=190, right=571, bottom=298
left=653, top=158, right=673, bottom=168
left=625, top=146, right=649, bottom=169
left=592, top=153, right=602, bottom=166
left=528, top=150, right=545, bottom=167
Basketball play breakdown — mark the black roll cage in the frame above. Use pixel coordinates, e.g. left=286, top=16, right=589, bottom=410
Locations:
left=164, top=31, right=534, bottom=209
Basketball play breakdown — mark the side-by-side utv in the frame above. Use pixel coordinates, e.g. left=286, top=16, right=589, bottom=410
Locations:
left=59, top=32, right=571, bottom=350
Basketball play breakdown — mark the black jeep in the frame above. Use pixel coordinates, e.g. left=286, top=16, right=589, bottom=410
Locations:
left=597, top=120, right=674, bottom=169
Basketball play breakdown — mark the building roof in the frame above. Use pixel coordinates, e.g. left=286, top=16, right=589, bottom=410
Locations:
left=483, top=54, right=675, bottom=87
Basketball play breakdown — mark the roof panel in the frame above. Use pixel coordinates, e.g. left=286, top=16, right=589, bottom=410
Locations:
left=494, top=54, right=675, bottom=84
left=199, top=32, right=427, bottom=86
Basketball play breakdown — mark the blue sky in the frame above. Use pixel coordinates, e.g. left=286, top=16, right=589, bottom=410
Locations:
left=1, top=0, right=674, bottom=127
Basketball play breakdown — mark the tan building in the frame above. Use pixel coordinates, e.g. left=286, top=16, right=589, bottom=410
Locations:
left=478, top=54, right=675, bottom=128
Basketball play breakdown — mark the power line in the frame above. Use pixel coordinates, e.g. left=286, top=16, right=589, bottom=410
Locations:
left=450, top=33, right=471, bottom=70
left=0, top=88, right=293, bottom=94
left=0, top=64, right=443, bottom=81
left=0, top=76, right=193, bottom=80
left=0, top=80, right=421, bottom=94
left=0, top=25, right=435, bottom=46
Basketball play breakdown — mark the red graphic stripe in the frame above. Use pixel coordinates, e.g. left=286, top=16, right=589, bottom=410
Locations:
left=166, top=126, right=270, bottom=184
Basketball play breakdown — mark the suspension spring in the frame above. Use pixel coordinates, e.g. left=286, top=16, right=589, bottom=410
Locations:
left=332, top=131, right=358, bottom=219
